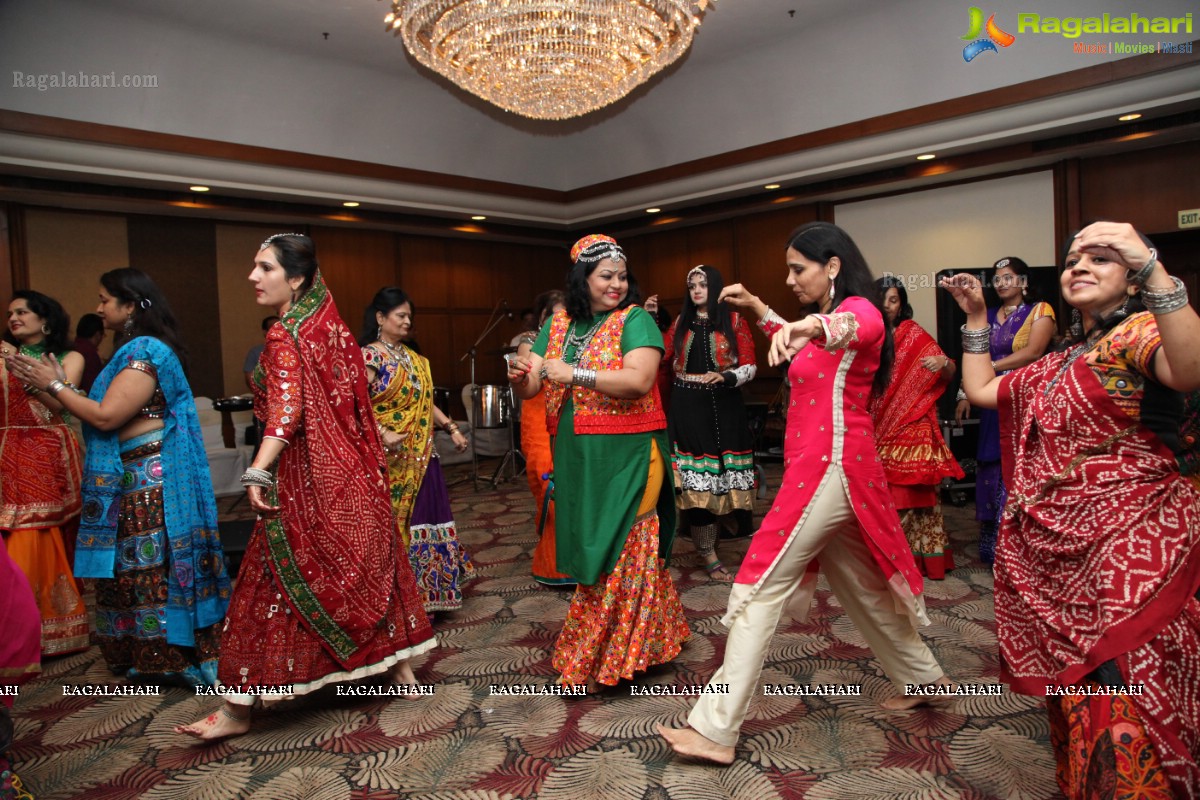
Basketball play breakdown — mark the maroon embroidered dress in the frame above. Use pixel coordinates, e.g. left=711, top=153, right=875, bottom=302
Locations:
left=730, top=298, right=928, bottom=628
left=998, top=312, right=1200, bottom=797
left=217, top=274, right=435, bottom=701
left=870, top=320, right=963, bottom=578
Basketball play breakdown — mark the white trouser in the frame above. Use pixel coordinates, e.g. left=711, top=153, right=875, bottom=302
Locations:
left=687, top=469, right=944, bottom=747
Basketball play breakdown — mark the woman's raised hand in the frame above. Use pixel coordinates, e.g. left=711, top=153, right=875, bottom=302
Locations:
left=718, top=283, right=757, bottom=309
left=939, top=272, right=987, bottom=317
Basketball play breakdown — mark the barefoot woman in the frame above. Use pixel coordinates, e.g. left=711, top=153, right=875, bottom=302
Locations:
left=659, top=222, right=949, bottom=763
left=178, top=234, right=435, bottom=739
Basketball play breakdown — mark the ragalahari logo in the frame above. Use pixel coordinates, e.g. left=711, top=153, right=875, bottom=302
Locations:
left=961, top=7, right=1016, bottom=61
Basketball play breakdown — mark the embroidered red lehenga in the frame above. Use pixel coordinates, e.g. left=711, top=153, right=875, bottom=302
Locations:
left=870, top=320, right=963, bottom=578
left=217, top=274, right=435, bottom=701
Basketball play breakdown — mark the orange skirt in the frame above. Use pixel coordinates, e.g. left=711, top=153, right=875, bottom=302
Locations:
left=5, top=525, right=89, bottom=657
left=552, top=443, right=689, bottom=685
left=521, top=393, right=573, bottom=585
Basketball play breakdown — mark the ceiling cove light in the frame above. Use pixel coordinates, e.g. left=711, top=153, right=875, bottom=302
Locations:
left=189, top=185, right=210, bottom=192
left=471, top=215, right=487, bottom=221
left=764, top=184, right=781, bottom=190
left=383, top=0, right=714, bottom=121
left=646, top=208, right=662, bottom=214
left=1118, top=113, right=1142, bottom=122
left=342, top=201, right=361, bottom=208
left=916, top=154, right=936, bottom=161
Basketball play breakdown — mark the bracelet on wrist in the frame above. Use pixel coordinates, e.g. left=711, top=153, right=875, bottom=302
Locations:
left=46, top=379, right=67, bottom=397
left=240, top=467, right=275, bottom=489
left=1141, top=275, right=1189, bottom=315
left=1125, top=249, right=1158, bottom=286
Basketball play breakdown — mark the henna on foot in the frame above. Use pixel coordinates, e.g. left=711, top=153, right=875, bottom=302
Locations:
left=174, top=703, right=252, bottom=740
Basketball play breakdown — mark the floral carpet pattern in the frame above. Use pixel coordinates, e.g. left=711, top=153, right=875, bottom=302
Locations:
left=10, top=462, right=1061, bottom=799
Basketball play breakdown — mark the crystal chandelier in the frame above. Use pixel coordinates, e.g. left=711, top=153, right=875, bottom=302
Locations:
left=383, top=1, right=711, bottom=121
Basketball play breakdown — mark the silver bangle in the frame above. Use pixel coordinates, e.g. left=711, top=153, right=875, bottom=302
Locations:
left=46, top=379, right=67, bottom=397
left=573, top=367, right=597, bottom=389
left=956, top=389, right=967, bottom=402
left=960, top=324, right=991, bottom=355
left=240, top=467, right=275, bottom=488
left=1125, top=249, right=1157, bottom=286
left=1141, top=275, right=1189, bottom=315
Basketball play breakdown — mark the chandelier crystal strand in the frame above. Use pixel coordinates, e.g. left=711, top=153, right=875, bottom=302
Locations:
left=385, top=1, right=710, bottom=121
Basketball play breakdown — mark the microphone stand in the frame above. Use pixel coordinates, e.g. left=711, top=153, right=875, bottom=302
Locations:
left=460, top=299, right=509, bottom=490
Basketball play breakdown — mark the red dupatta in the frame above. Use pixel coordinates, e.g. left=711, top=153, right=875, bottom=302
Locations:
left=260, top=272, right=426, bottom=670
left=870, top=320, right=962, bottom=489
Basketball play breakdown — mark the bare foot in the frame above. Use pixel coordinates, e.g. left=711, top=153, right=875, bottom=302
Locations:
left=657, top=724, right=735, bottom=765
left=388, top=660, right=423, bottom=701
left=881, top=677, right=956, bottom=710
left=174, top=704, right=251, bottom=740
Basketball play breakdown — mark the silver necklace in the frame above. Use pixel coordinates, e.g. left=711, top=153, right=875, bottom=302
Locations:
left=378, top=337, right=418, bottom=386
left=564, top=315, right=606, bottom=365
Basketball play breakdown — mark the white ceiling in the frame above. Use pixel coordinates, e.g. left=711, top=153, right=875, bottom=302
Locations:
left=1, top=0, right=1198, bottom=226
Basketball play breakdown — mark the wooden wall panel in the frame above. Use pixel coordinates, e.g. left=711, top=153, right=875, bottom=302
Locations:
left=1078, top=140, right=1200, bottom=236
left=214, top=223, right=283, bottom=396
left=398, top=236, right=450, bottom=309
left=311, top=226, right=398, bottom=342
left=127, top=216, right=222, bottom=398
left=23, top=209, right=129, bottom=354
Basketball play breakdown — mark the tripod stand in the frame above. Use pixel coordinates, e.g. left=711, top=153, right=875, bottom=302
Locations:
left=460, top=298, right=524, bottom=490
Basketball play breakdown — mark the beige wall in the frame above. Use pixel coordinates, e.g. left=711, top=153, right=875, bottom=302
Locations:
left=834, top=172, right=1057, bottom=335
left=215, top=225, right=282, bottom=398
left=24, top=208, right=129, bottom=357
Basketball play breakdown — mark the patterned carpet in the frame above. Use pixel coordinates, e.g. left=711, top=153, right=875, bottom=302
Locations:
left=10, top=460, right=1063, bottom=800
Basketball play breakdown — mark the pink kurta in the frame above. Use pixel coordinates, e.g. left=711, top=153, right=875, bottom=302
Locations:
left=727, top=296, right=928, bottom=627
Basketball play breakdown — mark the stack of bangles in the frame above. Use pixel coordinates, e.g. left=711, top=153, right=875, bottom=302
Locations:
left=1141, top=276, right=1189, bottom=315
left=240, top=467, right=275, bottom=489
left=444, top=422, right=461, bottom=435
left=961, top=324, right=991, bottom=355
left=572, top=367, right=597, bottom=389
left=37, top=379, right=80, bottom=397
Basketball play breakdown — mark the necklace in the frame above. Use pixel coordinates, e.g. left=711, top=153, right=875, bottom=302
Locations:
left=1043, top=332, right=1101, bottom=397
left=564, top=314, right=606, bottom=365
left=378, top=337, right=418, bottom=387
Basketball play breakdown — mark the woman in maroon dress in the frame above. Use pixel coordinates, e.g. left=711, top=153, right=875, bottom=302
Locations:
left=177, top=234, right=435, bottom=740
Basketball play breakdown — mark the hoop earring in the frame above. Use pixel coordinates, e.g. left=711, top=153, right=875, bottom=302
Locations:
left=40, top=324, right=50, bottom=335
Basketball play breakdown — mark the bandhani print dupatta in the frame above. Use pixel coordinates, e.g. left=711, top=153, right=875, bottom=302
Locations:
left=76, top=336, right=230, bottom=647
left=256, top=271, right=405, bottom=670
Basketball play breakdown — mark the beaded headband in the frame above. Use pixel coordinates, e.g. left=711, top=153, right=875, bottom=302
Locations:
left=261, top=232, right=307, bottom=250
left=570, top=234, right=625, bottom=265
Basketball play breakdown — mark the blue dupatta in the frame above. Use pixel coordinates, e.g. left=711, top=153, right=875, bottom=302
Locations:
left=75, top=336, right=230, bottom=647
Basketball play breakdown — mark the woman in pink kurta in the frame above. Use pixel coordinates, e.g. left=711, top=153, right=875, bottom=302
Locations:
left=659, top=221, right=948, bottom=764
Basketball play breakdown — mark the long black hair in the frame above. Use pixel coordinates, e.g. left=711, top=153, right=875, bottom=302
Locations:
left=875, top=276, right=913, bottom=326
left=3, top=290, right=72, bottom=355
left=100, top=268, right=188, bottom=371
left=785, top=222, right=893, bottom=396
left=673, top=265, right=737, bottom=360
left=565, top=238, right=640, bottom=322
left=359, top=287, right=413, bottom=346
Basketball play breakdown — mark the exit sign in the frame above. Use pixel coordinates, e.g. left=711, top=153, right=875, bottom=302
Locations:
left=1181, top=209, right=1200, bottom=229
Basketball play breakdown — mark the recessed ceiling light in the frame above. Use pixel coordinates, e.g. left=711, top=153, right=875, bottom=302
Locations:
left=1118, top=113, right=1142, bottom=122
left=189, top=185, right=210, bottom=192
left=764, top=184, right=781, bottom=190
left=916, top=154, right=936, bottom=161
left=471, top=215, right=487, bottom=221
left=646, top=207, right=662, bottom=214
left=342, top=201, right=360, bottom=208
